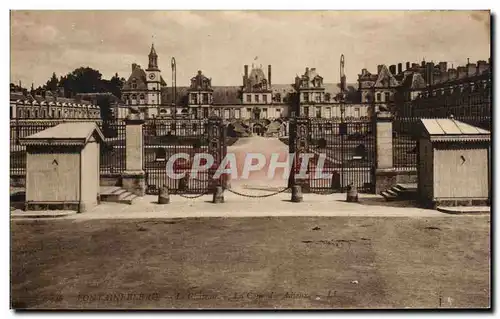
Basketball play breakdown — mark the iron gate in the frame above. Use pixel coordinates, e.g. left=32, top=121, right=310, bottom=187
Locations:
left=143, top=116, right=227, bottom=194
left=289, top=117, right=376, bottom=193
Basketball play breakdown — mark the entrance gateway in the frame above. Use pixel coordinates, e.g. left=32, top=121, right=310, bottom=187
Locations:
left=289, top=117, right=376, bottom=193
left=141, top=115, right=375, bottom=195
left=142, top=116, right=227, bottom=194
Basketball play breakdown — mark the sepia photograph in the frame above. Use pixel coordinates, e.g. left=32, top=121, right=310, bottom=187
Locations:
left=9, top=9, right=491, bottom=310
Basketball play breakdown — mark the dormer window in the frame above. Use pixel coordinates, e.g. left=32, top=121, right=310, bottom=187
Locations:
left=132, top=78, right=137, bottom=89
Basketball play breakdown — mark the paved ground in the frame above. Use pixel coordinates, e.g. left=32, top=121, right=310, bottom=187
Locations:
left=227, top=136, right=289, bottom=189
left=11, top=216, right=490, bottom=309
left=10, top=192, right=451, bottom=220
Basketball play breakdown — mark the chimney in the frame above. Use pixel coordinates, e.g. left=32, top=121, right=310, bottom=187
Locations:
left=389, top=65, right=396, bottom=75
left=427, top=62, right=435, bottom=85
left=377, top=65, right=383, bottom=74
left=132, top=63, right=138, bottom=72
left=305, top=67, right=309, bottom=74
left=244, top=65, right=249, bottom=87
left=457, top=66, right=467, bottom=79
left=406, top=62, right=410, bottom=70
left=398, top=63, right=403, bottom=74
left=268, top=65, right=272, bottom=86
left=421, top=60, right=426, bottom=68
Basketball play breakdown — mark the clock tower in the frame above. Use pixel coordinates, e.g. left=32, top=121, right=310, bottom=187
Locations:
left=146, top=43, right=162, bottom=108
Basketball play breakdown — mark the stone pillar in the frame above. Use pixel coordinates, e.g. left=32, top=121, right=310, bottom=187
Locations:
left=374, top=111, right=397, bottom=194
left=122, top=113, right=146, bottom=196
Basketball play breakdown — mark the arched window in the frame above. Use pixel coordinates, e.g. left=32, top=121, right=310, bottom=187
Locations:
left=140, top=94, right=145, bottom=100
left=132, top=79, right=137, bottom=89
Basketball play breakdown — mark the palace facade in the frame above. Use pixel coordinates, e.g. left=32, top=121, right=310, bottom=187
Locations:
left=117, top=44, right=372, bottom=125
left=10, top=86, right=101, bottom=120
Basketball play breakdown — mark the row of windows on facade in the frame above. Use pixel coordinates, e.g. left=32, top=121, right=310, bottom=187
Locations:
left=130, top=79, right=159, bottom=90
left=301, top=78, right=323, bottom=89
left=413, top=94, right=490, bottom=107
left=123, top=94, right=157, bottom=105
left=416, top=83, right=490, bottom=99
left=302, top=106, right=363, bottom=118
left=412, top=106, right=490, bottom=118
left=12, top=107, right=100, bottom=119
left=189, top=107, right=283, bottom=119
left=376, top=92, right=392, bottom=102
left=190, top=93, right=211, bottom=104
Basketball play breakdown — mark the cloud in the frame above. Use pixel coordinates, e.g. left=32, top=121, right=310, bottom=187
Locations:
left=10, top=10, right=490, bottom=88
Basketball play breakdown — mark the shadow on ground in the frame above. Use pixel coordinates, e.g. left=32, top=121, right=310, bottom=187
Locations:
left=336, top=197, right=423, bottom=209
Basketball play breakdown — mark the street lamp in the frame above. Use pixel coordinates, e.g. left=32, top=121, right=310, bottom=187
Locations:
left=340, top=54, right=346, bottom=124
left=171, top=57, right=176, bottom=121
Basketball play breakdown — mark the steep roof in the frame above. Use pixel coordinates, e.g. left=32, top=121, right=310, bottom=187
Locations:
left=400, top=72, right=427, bottom=90
left=374, top=65, right=400, bottom=88
left=123, top=66, right=148, bottom=90
left=212, top=86, right=241, bottom=105
left=161, top=86, right=190, bottom=106
left=158, top=82, right=360, bottom=106
left=248, top=67, right=267, bottom=84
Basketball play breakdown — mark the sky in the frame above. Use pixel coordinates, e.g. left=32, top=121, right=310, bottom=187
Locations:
left=10, top=10, right=490, bottom=88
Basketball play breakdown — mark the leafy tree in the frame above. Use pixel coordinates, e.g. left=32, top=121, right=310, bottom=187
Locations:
left=46, top=72, right=59, bottom=91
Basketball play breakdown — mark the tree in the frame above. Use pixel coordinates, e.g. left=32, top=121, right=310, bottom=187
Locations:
left=46, top=72, right=59, bottom=91
left=105, top=73, right=125, bottom=98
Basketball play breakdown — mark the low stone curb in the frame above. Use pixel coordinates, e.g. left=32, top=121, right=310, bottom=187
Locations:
left=436, top=206, right=490, bottom=215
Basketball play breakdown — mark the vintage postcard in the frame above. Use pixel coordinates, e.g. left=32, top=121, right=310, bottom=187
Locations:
left=10, top=10, right=491, bottom=310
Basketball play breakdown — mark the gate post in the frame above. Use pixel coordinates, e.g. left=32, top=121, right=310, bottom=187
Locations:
left=208, top=116, right=223, bottom=191
left=293, top=117, right=310, bottom=193
left=374, top=111, right=396, bottom=194
left=122, top=113, right=146, bottom=196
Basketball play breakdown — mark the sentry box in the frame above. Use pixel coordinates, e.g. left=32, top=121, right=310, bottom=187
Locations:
left=20, top=122, right=104, bottom=213
left=417, top=118, right=491, bottom=209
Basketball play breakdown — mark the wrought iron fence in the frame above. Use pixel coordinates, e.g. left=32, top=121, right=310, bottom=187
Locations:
left=290, top=118, right=376, bottom=193
left=392, top=114, right=491, bottom=170
left=97, top=120, right=127, bottom=174
left=10, top=119, right=126, bottom=176
left=142, top=117, right=227, bottom=195
left=392, top=117, right=419, bottom=170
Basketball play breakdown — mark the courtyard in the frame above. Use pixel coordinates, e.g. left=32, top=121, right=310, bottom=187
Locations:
left=11, top=214, right=490, bottom=309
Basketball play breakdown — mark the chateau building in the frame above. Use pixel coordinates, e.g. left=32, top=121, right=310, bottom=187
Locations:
left=297, top=67, right=370, bottom=121
left=121, top=43, right=167, bottom=118
left=117, top=45, right=371, bottom=128
left=408, top=60, right=491, bottom=129
left=10, top=87, right=100, bottom=120
left=358, top=59, right=491, bottom=121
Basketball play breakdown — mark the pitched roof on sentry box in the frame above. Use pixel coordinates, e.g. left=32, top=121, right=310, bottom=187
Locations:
left=420, top=118, right=490, bottom=142
left=20, top=122, right=105, bottom=146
